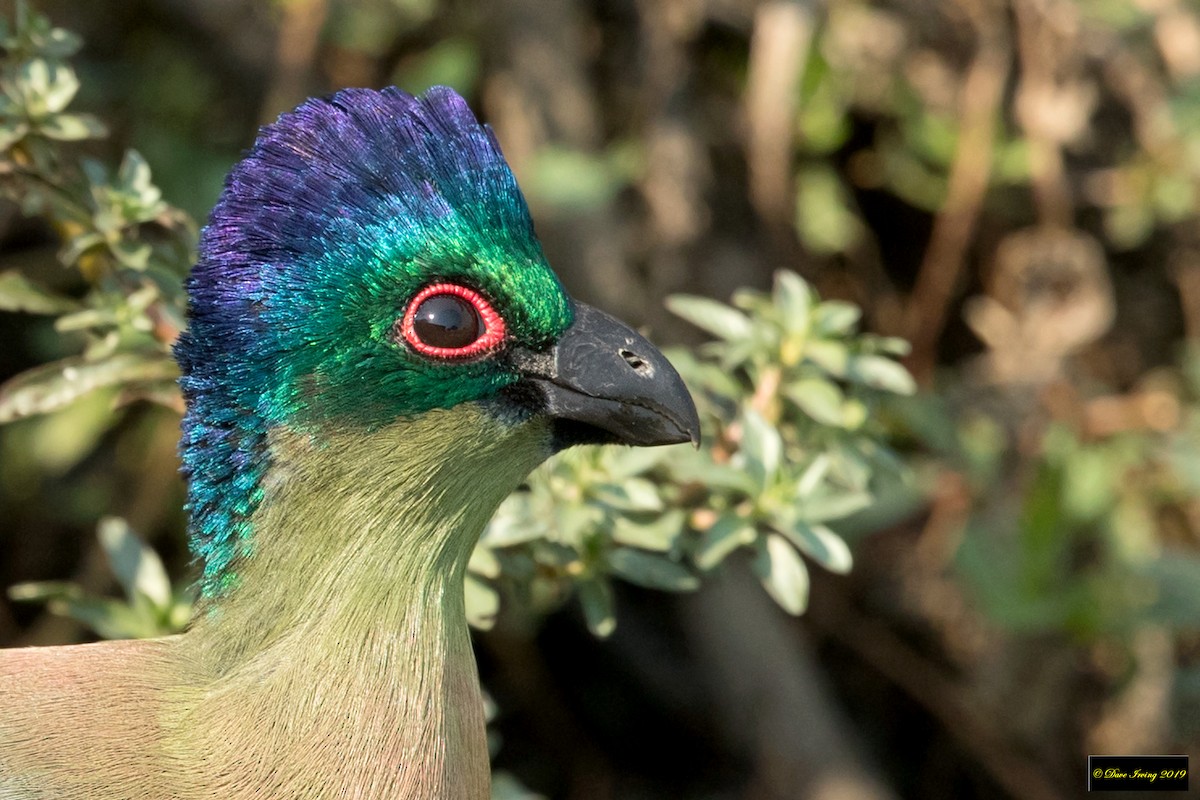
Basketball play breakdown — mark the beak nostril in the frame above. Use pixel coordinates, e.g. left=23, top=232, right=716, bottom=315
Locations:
left=619, top=348, right=653, bottom=376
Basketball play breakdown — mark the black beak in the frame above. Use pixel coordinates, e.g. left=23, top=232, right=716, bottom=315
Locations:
left=509, top=302, right=701, bottom=450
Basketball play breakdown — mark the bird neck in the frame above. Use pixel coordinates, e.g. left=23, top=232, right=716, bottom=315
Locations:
left=176, top=404, right=550, bottom=798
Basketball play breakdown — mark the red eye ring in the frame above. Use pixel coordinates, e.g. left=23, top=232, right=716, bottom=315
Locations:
left=400, top=282, right=506, bottom=359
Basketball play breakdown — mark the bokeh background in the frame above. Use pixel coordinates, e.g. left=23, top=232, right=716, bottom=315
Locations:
left=2, top=1, right=1199, bottom=798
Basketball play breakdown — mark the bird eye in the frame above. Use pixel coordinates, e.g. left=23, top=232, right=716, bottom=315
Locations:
left=399, top=283, right=506, bottom=359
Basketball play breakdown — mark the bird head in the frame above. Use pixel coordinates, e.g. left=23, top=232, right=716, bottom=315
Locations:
left=175, top=86, right=699, bottom=598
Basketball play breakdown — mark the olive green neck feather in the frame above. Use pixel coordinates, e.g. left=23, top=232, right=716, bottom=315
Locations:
left=173, top=404, right=552, bottom=798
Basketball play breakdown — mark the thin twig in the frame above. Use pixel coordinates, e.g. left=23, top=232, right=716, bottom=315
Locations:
left=903, top=9, right=1009, bottom=383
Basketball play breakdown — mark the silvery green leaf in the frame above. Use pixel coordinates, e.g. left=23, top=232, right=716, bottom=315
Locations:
left=111, top=240, right=152, bottom=270
left=552, top=502, right=605, bottom=545
left=601, top=445, right=668, bottom=481
left=796, top=453, right=831, bottom=497
left=594, top=478, right=664, bottom=512
left=611, top=509, right=684, bottom=552
left=0, top=120, right=27, bottom=149
left=55, top=306, right=117, bottom=332
left=608, top=547, right=699, bottom=591
left=666, top=451, right=758, bottom=494
left=7, top=580, right=80, bottom=603
left=666, top=294, right=754, bottom=342
left=0, top=353, right=178, bottom=422
left=695, top=513, right=756, bottom=570
left=27, top=60, right=79, bottom=115
left=37, top=112, right=105, bottom=141
left=753, top=533, right=809, bottom=615
left=468, top=543, right=502, bottom=579
left=97, top=517, right=171, bottom=608
left=802, top=490, right=873, bottom=522
left=55, top=595, right=160, bottom=640
left=772, top=518, right=853, bottom=574
left=739, top=409, right=782, bottom=485
left=578, top=578, right=616, bottom=638
left=773, top=271, right=812, bottom=333
left=813, top=301, right=862, bottom=337
left=465, top=575, right=499, bottom=630
left=666, top=346, right=743, bottom=398
left=847, top=354, right=916, bottom=395
left=484, top=499, right=545, bottom=546
left=805, top=340, right=850, bottom=377
left=841, top=398, right=868, bottom=429
left=0, top=270, right=81, bottom=314
left=57, top=231, right=105, bottom=268
left=785, top=376, right=845, bottom=426
left=873, top=335, right=912, bottom=356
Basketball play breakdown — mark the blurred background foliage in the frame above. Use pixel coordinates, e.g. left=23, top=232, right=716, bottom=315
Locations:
left=0, top=0, right=1198, bottom=799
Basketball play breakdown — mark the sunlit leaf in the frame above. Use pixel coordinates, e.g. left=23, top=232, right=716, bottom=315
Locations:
left=594, top=478, right=664, bottom=512
left=695, top=513, right=755, bottom=570
left=607, top=547, right=699, bottom=591
left=97, top=517, right=172, bottom=608
left=773, top=271, right=812, bottom=333
left=0, top=270, right=81, bottom=314
left=667, top=295, right=754, bottom=342
left=785, top=376, right=845, bottom=426
left=847, top=354, right=916, bottom=395
left=739, top=409, right=782, bottom=485
left=611, top=509, right=684, bottom=552
left=813, top=301, right=861, bottom=337
left=0, top=353, right=178, bottom=422
left=772, top=518, right=853, bottom=574
left=465, top=575, right=500, bottom=630
left=578, top=577, right=616, bottom=638
left=801, top=490, right=873, bottom=523
left=753, top=533, right=810, bottom=615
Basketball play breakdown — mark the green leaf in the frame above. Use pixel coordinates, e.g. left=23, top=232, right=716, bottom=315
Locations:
left=772, top=518, right=853, bottom=574
left=753, top=533, right=810, bottom=615
left=0, top=270, right=81, bottom=314
left=468, top=542, right=502, bottom=579
left=56, top=231, right=105, bottom=268
left=593, top=478, right=664, bottom=512
left=739, top=409, right=782, bottom=485
left=607, top=547, right=699, bottom=591
left=847, top=354, right=916, bottom=395
left=812, top=301, right=862, bottom=337
left=695, top=513, right=756, bottom=570
left=578, top=578, right=616, bottom=638
left=465, top=575, right=500, bottom=630
left=785, top=376, right=845, bottom=426
left=0, top=120, right=28, bottom=149
left=666, top=295, right=754, bottom=342
left=37, top=112, right=105, bottom=141
left=611, top=509, right=685, bottom=552
left=805, top=340, right=850, bottom=377
left=796, top=453, right=831, bottom=497
left=795, top=164, right=861, bottom=254
left=0, top=353, right=179, bottom=423
left=801, top=490, right=873, bottom=523
left=97, top=517, right=172, bottom=608
left=8, top=580, right=80, bottom=603
left=110, top=239, right=151, bottom=270
left=773, top=271, right=813, bottom=333
left=667, top=449, right=759, bottom=493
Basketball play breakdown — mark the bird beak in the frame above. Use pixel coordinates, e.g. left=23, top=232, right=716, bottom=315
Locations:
left=510, top=302, right=701, bottom=449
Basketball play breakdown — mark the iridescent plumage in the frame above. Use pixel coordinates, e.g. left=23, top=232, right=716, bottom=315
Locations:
left=177, top=87, right=572, bottom=597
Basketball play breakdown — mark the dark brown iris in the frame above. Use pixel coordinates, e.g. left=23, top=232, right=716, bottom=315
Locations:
left=411, top=293, right=483, bottom=349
